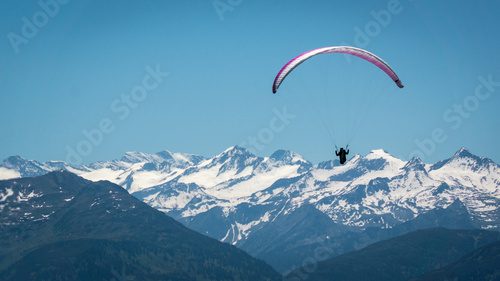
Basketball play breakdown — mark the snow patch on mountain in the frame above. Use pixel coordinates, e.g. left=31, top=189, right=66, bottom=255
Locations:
left=1, top=147, right=499, bottom=241
left=0, top=167, right=20, bottom=180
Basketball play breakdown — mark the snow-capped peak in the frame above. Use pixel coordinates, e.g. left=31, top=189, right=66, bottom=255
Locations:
left=431, top=148, right=496, bottom=172
left=350, top=154, right=362, bottom=162
left=449, top=147, right=494, bottom=165
left=2, top=155, right=30, bottom=167
left=453, top=147, right=473, bottom=158
left=316, top=160, right=339, bottom=170
left=206, top=146, right=258, bottom=168
left=156, top=150, right=204, bottom=166
left=220, top=145, right=252, bottom=157
left=1, top=156, right=50, bottom=179
left=402, top=157, right=426, bottom=172
left=365, top=149, right=399, bottom=161
left=269, top=149, right=308, bottom=165
left=156, top=150, right=176, bottom=161
left=120, top=151, right=161, bottom=164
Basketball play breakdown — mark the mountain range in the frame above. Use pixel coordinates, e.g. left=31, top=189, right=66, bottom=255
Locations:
left=0, top=171, right=280, bottom=280
left=416, top=239, right=500, bottom=281
left=1, top=146, right=498, bottom=272
left=285, top=227, right=500, bottom=281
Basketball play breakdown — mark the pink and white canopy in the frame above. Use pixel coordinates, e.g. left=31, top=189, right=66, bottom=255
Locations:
left=272, top=46, right=404, bottom=93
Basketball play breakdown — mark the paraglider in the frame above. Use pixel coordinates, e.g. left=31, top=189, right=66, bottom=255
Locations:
left=272, top=46, right=403, bottom=94
left=272, top=46, right=404, bottom=164
left=335, top=146, right=349, bottom=165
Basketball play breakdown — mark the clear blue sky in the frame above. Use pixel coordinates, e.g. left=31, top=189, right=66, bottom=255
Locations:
left=1, top=0, right=499, bottom=164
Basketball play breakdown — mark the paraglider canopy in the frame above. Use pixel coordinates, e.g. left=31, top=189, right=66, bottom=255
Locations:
left=272, top=46, right=404, bottom=94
